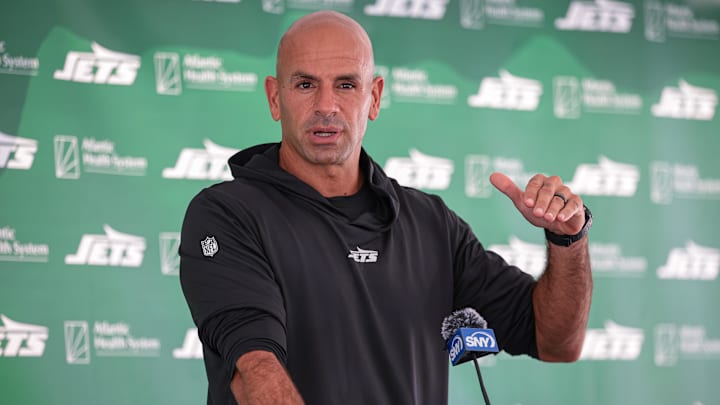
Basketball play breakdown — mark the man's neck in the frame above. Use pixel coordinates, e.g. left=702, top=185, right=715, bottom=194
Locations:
left=278, top=148, right=363, bottom=198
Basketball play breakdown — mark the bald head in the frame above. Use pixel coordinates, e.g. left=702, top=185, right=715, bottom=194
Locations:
left=264, top=11, right=384, bottom=191
left=276, top=11, right=375, bottom=79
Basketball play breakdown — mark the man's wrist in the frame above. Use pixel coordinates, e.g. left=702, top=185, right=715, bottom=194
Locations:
left=544, top=205, right=593, bottom=247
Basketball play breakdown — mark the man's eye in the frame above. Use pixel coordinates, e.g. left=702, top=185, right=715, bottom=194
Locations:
left=339, top=83, right=355, bottom=89
left=297, top=82, right=312, bottom=89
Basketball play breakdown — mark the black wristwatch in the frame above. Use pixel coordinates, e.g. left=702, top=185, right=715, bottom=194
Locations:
left=544, top=205, right=593, bottom=247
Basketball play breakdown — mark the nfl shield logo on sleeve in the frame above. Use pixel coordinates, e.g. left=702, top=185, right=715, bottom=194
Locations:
left=201, top=236, right=218, bottom=257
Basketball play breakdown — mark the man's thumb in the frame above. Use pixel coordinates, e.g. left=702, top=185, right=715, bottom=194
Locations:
left=489, top=172, right=521, bottom=203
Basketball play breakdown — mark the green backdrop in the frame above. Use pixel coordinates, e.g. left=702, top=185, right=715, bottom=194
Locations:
left=1, top=0, right=719, bottom=404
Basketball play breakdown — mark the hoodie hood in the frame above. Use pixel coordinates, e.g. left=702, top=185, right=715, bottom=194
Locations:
left=228, top=143, right=400, bottom=232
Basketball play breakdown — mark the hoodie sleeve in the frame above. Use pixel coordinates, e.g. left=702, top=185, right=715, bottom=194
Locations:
left=178, top=185, right=288, bottom=368
left=448, top=208, right=539, bottom=359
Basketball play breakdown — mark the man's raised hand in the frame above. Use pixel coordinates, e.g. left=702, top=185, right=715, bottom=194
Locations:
left=489, top=172, right=585, bottom=236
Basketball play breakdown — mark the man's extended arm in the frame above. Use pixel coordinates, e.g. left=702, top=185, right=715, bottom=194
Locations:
left=231, top=350, right=305, bottom=405
left=533, top=237, right=592, bottom=361
left=489, top=172, right=593, bottom=362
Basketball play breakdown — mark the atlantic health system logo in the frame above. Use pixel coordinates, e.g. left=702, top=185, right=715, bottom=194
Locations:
left=655, top=323, right=720, bottom=367
left=650, top=161, right=720, bottom=205
left=159, top=232, right=181, bottom=276
left=262, top=0, right=353, bottom=14
left=0, top=225, right=50, bottom=263
left=644, top=0, right=720, bottom=43
left=153, top=52, right=258, bottom=96
left=459, top=0, right=544, bottom=30
left=0, top=40, right=40, bottom=76
left=552, top=76, right=643, bottom=119
left=53, top=135, right=148, bottom=179
left=64, top=320, right=161, bottom=364
left=379, top=66, right=458, bottom=105
left=464, top=155, right=535, bottom=199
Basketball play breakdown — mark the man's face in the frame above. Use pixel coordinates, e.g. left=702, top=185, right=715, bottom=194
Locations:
left=265, top=22, right=383, bottom=168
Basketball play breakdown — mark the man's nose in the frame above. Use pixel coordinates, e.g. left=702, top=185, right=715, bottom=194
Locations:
left=314, top=85, right=338, bottom=117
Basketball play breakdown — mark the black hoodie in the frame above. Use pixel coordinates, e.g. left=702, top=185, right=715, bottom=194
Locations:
left=179, top=143, right=538, bottom=405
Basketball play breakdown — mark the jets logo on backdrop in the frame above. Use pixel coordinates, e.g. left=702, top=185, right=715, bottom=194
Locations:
left=173, top=328, right=203, bottom=359
left=0, top=314, right=48, bottom=357
left=65, top=225, right=146, bottom=267
left=348, top=247, right=378, bottom=263
left=54, top=42, right=141, bottom=86
left=364, top=0, right=449, bottom=19
left=651, top=80, right=717, bottom=121
left=163, top=139, right=239, bottom=180
left=657, top=241, right=719, bottom=281
left=384, top=149, right=454, bottom=190
left=0, top=132, right=38, bottom=170
left=581, top=321, right=644, bottom=360
left=555, top=0, right=635, bottom=33
left=567, top=156, right=640, bottom=197
left=468, top=70, right=542, bottom=111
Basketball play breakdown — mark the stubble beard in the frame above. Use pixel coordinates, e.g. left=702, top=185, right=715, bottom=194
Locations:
left=300, top=116, right=358, bottom=166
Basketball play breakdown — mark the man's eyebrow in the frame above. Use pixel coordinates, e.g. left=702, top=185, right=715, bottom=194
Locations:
left=290, top=72, right=318, bottom=81
left=336, top=74, right=361, bottom=82
left=289, top=72, right=362, bottom=82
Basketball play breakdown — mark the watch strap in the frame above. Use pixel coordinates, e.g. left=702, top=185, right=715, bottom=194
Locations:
left=544, top=205, right=593, bottom=247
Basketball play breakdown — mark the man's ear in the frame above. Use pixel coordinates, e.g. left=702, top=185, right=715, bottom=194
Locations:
left=265, top=76, right=281, bottom=121
left=368, top=75, right=384, bottom=121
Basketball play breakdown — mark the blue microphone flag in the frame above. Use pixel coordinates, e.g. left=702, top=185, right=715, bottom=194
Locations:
left=447, top=327, right=499, bottom=366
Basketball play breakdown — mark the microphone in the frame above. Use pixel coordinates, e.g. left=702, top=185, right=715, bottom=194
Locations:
left=441, top=308, right=498, bottom=405
left=441, top=308, right=499, bottom=365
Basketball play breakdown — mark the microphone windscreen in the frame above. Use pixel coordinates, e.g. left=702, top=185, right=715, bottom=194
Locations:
left=440, top=307, right=487, bottom=341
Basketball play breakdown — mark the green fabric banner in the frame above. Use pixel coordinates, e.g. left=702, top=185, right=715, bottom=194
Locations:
left=1, top=1, right=719, bottom=403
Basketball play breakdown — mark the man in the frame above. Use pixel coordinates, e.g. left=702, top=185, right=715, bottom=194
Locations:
left=179, top=10, right=592, bottom=405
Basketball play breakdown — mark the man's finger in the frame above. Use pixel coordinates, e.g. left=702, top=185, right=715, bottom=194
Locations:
left=489, top=172, right=522, bottom=204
